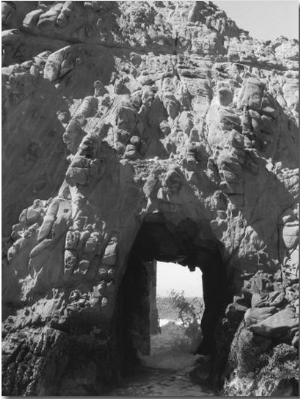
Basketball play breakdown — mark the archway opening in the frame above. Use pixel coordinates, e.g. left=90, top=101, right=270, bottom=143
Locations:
left=146, top=261, right=204, bottom=368
left=154, top=260, right=203, bottom=333
left=115, top=215, right=232, bottom=374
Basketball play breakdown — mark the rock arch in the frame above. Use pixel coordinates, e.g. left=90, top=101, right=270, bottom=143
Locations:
left=2, top=1, right=298, bottom=396
left=117, top=215, right=230, bottom=364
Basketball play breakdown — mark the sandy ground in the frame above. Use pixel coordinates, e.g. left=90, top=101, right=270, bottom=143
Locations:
left=107, top=365, right=214, bottom=397
left=106, top=321, right=215, bottom=397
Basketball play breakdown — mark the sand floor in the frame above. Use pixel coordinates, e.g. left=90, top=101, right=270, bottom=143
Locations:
left=106, top=322, right=215, bottom=397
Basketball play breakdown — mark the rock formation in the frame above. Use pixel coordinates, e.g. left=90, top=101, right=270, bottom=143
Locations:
left=2, top=1, right=299, bottom=396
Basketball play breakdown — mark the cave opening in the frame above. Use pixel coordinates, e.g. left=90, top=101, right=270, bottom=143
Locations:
left=115, top=215, right=232, bottom=374
left=155, top=260, right=203, bottom=331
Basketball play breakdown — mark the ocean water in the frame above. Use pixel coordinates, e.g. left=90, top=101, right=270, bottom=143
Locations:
left=159, top=318, right=182, bottom=327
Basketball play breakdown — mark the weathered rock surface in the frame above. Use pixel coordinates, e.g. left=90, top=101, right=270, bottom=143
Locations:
left=2, top=1, right=299, bottom=396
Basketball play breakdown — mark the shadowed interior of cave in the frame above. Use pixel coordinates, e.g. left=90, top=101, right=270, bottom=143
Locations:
left=115, top=215, right=232, bottom=373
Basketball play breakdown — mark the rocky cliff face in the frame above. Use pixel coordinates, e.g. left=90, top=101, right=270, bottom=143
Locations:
left=2, top=1, right=299, bottom=396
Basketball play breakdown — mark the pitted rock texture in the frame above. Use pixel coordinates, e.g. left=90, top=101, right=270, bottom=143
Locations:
left=2, top=1, right=299, bottom=396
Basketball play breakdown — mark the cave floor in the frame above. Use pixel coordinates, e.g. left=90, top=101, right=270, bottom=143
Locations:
left=106, top=322, right=215, bottom=397
left=106, top=364, right=214, bottom=397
